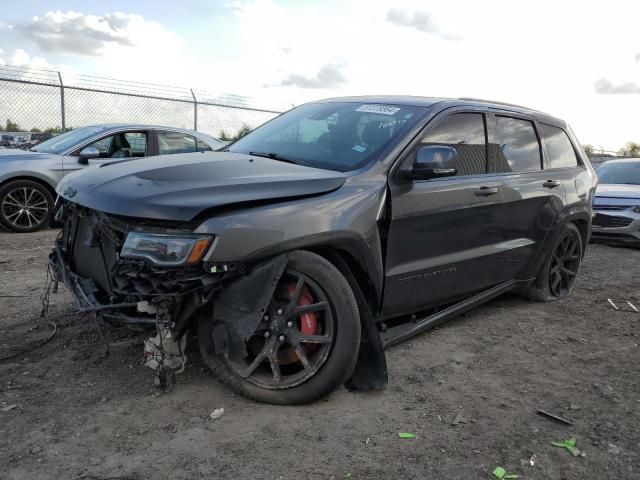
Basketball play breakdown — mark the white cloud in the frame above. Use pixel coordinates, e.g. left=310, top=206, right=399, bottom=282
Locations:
left=595, top=78, right=640, bottom=95
left=386, top=8, right=458, bottom=39
left=2, top=48, right=51, bottom=69
left=7, top=1, right=640, bottom=149
left=278, top=62, right=348, bottom=89
left=19, top=11, right=181, bottom=59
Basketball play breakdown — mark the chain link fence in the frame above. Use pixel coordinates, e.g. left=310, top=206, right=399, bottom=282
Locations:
left=0, top=65, right=282, bottom=140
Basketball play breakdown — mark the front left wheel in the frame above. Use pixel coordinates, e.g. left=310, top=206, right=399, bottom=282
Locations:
left=0, top=179, right=53, bottom=232
left=198, top=250, right=361, bottom=404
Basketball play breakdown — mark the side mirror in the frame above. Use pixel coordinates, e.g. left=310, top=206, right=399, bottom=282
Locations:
left=406, top=145, right=458, bottom=180
left=77, top=146, right=100, bottom=164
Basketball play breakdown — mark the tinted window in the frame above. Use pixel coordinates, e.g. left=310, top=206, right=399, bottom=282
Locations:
left=595, top=161, right=640, bottom=185
left=228, top=102, right=425, bottom=172
left=158, top=132, right=197, bottom=155
left=420, top=113, right=487, bottom=176
left=540, top=124, right=578, bottom=169
left=490, top=116, right=541, bottom=173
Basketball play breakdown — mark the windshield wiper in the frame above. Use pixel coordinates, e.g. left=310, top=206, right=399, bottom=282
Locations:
left=248, top=151, right=301, bottom=165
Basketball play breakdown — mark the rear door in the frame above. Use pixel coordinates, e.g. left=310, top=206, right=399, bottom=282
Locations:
left=155, top=130, right=210, bottom=155
left=538, top=122, right=588, bottom=206
left=486, top=113, right=566, bottom=278
left=383, top=111, right=512, bottom=317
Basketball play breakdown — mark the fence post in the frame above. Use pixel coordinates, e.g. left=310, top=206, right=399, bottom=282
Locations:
left=58, top=71, right=66, bottom=131
left=191, top=89, right=197, bottom=131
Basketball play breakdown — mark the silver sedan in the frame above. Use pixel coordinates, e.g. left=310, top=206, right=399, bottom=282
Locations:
left=0, top=124, right=224, bottom=232
left=591, top=158, right=640, bottom=246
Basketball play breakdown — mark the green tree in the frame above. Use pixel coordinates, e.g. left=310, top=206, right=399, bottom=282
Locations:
left=5, top=119, right=20, bottom=132
left=30, top=127, right=42, bottom=133
left=218, top=129, right=233, bottom=142
left=218, top=124, right=252, bottom=143
left=43, top=126, right=71, bottom=134
left=618, top=141, right=640, bottom=157
left=233, top=124, right=251, bottom=141
left=581, top=144, right=594, bottom=156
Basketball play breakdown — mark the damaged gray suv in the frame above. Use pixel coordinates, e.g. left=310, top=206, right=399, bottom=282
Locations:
left=51, top=97, right=597, bottom=404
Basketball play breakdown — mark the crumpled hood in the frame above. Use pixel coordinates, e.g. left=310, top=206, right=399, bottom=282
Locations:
left=56, top=151, right=347, bottom=222
left=595, top=183, right=640, bottom=201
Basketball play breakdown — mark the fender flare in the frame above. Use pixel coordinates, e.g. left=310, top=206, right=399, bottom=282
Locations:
left=239, top=230, right=385, bottom=306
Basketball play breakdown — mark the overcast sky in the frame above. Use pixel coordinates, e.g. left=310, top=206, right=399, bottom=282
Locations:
left=1, top=0, right=640, bottom=150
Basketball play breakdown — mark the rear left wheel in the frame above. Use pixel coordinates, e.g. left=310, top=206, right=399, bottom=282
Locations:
left=523, top=222, right=583, bottom=302
left=198, top=250, right=361, bottom=404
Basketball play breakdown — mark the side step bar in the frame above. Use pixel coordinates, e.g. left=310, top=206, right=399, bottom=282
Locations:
left=381, top=279, right=531, bottom=348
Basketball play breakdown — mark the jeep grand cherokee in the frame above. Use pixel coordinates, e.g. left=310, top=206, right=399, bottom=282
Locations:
left=50, top=96, right=597, bottom=404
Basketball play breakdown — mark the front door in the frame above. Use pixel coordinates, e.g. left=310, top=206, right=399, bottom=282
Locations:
left=62, top=130, right=149, bottom=175
left=383, top=112, right=512, bottom=317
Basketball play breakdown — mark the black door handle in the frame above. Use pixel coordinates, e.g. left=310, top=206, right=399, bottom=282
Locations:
left=474, top=186, right=500, bottom=196
left=543, top=180, right=561, bottom=188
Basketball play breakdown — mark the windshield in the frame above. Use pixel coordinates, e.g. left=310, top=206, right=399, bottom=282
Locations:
left=32, top=125, right=112, bottom=154
left=596, top=161, right=640, bottom=185
left=228, top=102, right=427, bottom=172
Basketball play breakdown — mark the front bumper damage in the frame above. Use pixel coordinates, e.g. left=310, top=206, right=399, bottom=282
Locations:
left=49, top=201, right=388, bottom=393
left=48, top=202, right=287, bottom=388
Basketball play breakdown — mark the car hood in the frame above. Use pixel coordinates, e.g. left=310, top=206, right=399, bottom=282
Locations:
left=0, top=149, right=57, bottom=161
left=595, top=183, right=640, bottom=200
left=56, top=151, right=347, bottom=222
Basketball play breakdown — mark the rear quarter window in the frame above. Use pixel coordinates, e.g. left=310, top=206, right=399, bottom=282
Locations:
left=539, top=123, right=579, bottom=169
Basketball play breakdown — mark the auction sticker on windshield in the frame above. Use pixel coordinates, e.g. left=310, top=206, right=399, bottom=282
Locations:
left=355, top=104, right=401, bottom=115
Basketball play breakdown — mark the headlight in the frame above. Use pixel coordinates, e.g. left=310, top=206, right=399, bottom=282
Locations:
left=121, top=232, right=213, bottom=266
left=633, top=206, right=640, bottom=214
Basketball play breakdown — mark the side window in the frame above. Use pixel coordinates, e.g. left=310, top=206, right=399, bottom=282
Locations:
left=420, top=113, right=487, bottom=176
left=490, top=116, right=541, bottom=173
left=196, top=139, right=212, bottom=152
left=157, top=132, right=197, bottom=155
left=84, top=132, right=147, bottom=158
left=539, top=124, right=579, bottom=169
left=124, top=132, right=147, bottom=157
left=86, top=136, right=114, bottom=158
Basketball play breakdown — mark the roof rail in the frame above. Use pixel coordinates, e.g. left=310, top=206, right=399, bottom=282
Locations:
left=458, top=97, right=547, bottom=114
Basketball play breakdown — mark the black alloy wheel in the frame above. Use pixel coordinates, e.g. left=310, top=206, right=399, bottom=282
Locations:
left=230, top=269, right=334, bottom=389
left=548, top=230, right=582, bottom=297
left=523, top=222, right=583, bottom=302
left=199, top=250, right=361, bottom=404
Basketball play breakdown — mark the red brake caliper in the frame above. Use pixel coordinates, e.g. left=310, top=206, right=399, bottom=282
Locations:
left=288, top=282, right=317, bottom=336
left=275, top=282, right=318, bottom=364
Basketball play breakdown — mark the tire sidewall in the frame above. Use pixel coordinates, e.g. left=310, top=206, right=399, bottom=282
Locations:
left=0, top=180, right=53, bottom=233
left=198, top=250, right=361, bottom=405
left=536, top=222, right=583, bottom=300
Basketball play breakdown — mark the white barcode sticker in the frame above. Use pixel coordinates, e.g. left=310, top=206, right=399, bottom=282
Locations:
left=355, top=104, right=401, bottom=115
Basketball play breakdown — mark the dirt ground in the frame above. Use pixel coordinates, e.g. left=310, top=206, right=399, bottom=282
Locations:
left=1, top=229, right=639, bottom=480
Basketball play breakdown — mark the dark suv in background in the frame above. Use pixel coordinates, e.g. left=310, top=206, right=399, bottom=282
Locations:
left=51, top=96, right=596, bottom=404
